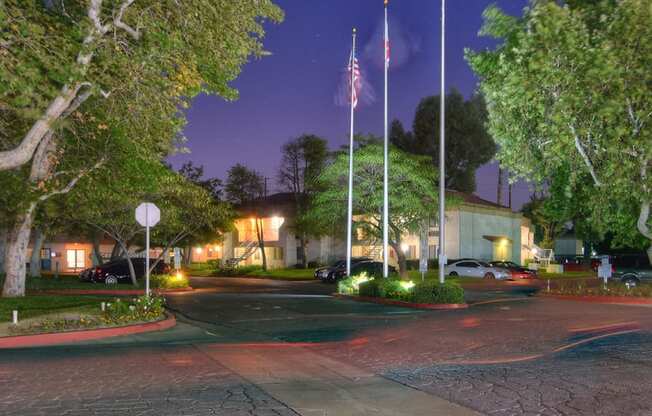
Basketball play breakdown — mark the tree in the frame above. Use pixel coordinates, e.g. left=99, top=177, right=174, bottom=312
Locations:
left=0, top=0, right=283, bottom=171
left=0, top=1, right=283, bottom=297
left=467, top=0, right=652, bottom=260
left=277, top=134, right=328, bottom=267
left=391, top=90, right=496, bottom=193
left=225, top=164, right=268, bottom=270
left=307, top=141, right=455, bottom=277
left=178, top=161, right=222, bottom=201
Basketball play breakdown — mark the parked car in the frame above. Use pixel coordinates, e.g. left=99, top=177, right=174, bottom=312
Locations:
left=490, top=261, right=538, bottom=279
left=320, top=260, right=396, bottom=283
left=611, top=253, right=652, bottom=286
left=314, top=257, right=372, bottom=281
left=445, top=259, right=510, bottom=280
left=79, top=258, right=171, bottom=284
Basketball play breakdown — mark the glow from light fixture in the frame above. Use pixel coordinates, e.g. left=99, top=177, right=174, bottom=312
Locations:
left=400, top=281, right=415, bottom=290
left=195, top=247, right=203, bottom=254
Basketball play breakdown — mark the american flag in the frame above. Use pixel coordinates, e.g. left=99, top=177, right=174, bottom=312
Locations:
left=348, top=52, right=361, bottom=109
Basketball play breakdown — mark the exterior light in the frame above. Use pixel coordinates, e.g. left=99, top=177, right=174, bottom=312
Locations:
left=195, top=247, right=202, bottom=254
left=401, top=243, right=409, bottom=253
left=174, top=272, right=184, bottom=281
left=400, top=281, right=415, bottom=290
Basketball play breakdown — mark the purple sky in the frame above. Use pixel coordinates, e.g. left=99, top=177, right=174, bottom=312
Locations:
left=169, top=0, right=533, bottom=210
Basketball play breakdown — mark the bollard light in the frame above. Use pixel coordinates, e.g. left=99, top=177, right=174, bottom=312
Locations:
left=12, top=310, right=18, bottom=325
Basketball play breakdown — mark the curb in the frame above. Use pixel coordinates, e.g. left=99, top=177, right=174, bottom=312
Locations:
left=37, top=287, right=194, bottom=296
left=0, top=313, right=176, bottom=349
left=539, top=293, right=652, bottom=305
left=333, top=293, right=468, bottom=310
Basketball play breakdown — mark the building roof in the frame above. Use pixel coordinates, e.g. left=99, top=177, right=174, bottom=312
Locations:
left=446, top=189, right=510, bottom=211
left=235, top=190, right=511, bottom=220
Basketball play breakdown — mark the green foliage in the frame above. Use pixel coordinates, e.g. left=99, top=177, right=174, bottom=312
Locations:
left=549, top=281, right=652, bottom=298
left=309, top=141, right=456, bottom=275
left=214, top=265, right=263, bottom=277
left=392, top=91, right=496, bottom=193
left=102, top=295, right=165, bottom=324
left=467, top=0, right=652, bottom=250
left=410, top=281, right=465, bottom=304
left=337, top=272, right=373, bottom=295
left=149, top=274, right=189, bottom=290
left=225, top=164, right=264, bottom=205
left=345, top=274, right=465, bottom=305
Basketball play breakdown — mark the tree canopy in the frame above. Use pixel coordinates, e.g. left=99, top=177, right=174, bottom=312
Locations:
left=307, top=140, right=456, bottom=275
left=467, top=0, right=652, bottom=257
left=391, top=90, right=496, bottom=193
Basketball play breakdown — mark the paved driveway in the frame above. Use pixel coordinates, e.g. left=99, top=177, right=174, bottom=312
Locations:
left=1, top=276, right=651, bottom=415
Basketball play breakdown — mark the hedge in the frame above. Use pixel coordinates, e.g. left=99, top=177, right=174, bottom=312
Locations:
left=350, top=276, right=464, bottom=305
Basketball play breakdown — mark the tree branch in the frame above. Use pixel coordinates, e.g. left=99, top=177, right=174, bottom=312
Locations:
left=38, top=158, right=106, bottom=202
left=114, top=0, right=141, bottom=40
left=570, top=124, right=602, bottom=186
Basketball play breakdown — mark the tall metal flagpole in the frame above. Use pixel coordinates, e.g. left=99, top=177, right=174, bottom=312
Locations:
left=382, top=0, right=390, bottom=278
left=438, top=0, right=446, bottom=284
left=346, top=29, right=357, bottom=277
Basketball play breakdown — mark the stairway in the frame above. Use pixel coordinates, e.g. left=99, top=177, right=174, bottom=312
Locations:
left=225, top=240, right=259, bottom=267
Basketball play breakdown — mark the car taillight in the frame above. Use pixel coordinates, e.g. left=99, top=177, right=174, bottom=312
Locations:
left=94, top=267, right=103, bottom=276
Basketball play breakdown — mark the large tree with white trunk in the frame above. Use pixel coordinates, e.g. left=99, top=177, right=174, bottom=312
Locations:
left=467, top=0, right=652, bottom=259
left=0, top=0, right=282, bottom=296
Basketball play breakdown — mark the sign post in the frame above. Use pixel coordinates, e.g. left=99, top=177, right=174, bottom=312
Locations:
left=135, top=202, right=160, bottom=297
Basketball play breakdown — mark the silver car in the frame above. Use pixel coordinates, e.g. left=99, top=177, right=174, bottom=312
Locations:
left=445, top=259, right=510, bottom=280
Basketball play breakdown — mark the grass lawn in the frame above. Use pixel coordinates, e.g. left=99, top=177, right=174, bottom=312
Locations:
left=0, top=295, right=109, bottom=323
left=246, top=268, right=316, bottom=280
left=538, top=270, right=596, bottom=280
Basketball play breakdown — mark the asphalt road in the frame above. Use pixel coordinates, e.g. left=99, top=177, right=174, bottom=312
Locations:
left=1, top=276, right=651, bottom=415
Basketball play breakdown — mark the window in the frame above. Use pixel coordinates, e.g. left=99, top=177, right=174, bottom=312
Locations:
left=273, top=247, right=284, bottom=261
left=66, top=249, right=85, bottom=270
left=458, top=262, right=478, bottom=268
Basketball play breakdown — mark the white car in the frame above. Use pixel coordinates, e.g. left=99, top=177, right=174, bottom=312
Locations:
left=445, top=259, right=510, bottom=280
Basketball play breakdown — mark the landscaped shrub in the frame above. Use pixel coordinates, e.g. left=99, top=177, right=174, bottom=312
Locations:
left=102, top=295, right=165, bottom=324
left=549, top=280, right=652, bottom=297
left=149, top=273, right=189, bottom=289
left=342, top=275, right=465, bottom=304
left=411, top=281, right=465, bottom=304
left=338, top=272, right=373, bottom=295
left=405, top=259, right=439, bottom=271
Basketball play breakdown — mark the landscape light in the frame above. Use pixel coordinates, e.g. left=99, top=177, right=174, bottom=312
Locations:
left=400, top=281, right=415, bottom=290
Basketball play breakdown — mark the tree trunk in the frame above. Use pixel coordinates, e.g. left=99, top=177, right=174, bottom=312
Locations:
left=389, top=241, right=408, bottom=278
left=0, top=228, right=6, bottom=274
left=116, top=241, right=138, bottom=286
left=91, top=231, right=103, bottom=266
left=110, top=242, right=121, bottom=260
left=29, top=229, right=45, bottom=278
left=299, top=234, right=307, bottom=268
left=256, top=218, right=267, bottom=271
left=636, top=200, right=652, bottom=264
left=497, top=166, right=503, bottom=205
left=2, top=206, right=36, bottom=297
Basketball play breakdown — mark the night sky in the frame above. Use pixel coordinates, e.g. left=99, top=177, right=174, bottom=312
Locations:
left=168, top=0, right=532, bottom=209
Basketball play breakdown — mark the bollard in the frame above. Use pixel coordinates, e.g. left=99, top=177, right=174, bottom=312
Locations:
left=547, top=279, right=550, bottom=293
left=12, top=310, right=18, bottom=325
left=101, top=302, right=106, bottom=312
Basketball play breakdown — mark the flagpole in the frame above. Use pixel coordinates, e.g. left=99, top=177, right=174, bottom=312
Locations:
left=346, top=29, right=357, bottom=277
left=438, top=0, right=446, bottom=284
left=382, top=0, right=389, bottom=278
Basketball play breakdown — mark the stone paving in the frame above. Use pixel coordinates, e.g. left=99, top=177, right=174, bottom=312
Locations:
left=381, top=332, right=652, bottom=415
left=0, top=344, right=299, bottom=416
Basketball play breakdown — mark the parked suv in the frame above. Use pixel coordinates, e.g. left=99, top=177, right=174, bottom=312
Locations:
left=611, top=253, right=652, bottom=286
left=79, top=258, right=170, bottom=284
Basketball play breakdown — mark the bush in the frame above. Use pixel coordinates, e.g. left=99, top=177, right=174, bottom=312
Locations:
left=102, top=295, right=165, bottom=324
left=411, top=281, right=465, bottom=304
left=149, top=273, right=189, bottom=289
left=341, top=274, right=465, bottom=305
left=338, top=272, right=373, bottom=295
left=307, top=261, right=322, bottom=268
left=206, top=259, right=221, bottom=269
left=550, top=280, right=652, bottom=297
left=405, top=259, right=438, bottom=271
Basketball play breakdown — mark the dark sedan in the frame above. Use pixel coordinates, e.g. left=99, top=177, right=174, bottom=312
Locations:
left=490, top=261, right=538, bottom=279
left=319, top=260, right=396, bottom=283
left=314, top=257, right=372, bottom=281
left=80, top=258, right=170, bottom=284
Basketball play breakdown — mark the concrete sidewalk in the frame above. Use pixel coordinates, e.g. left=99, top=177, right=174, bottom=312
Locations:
left=200, top=344, right=479, bottom=416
